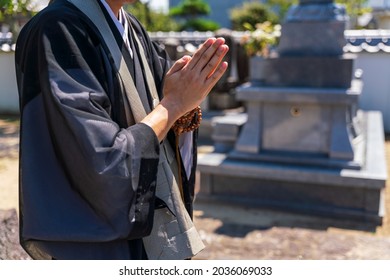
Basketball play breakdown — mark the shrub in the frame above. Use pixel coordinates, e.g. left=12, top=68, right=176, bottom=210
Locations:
left=230, top=2, right=277, bottom=31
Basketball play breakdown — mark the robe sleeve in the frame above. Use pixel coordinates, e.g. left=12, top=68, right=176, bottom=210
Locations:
left=26, top=11, right=159, bottom=240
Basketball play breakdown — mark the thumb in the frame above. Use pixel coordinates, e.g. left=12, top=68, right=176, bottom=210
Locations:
left=167, top=55, right=192, bottom=75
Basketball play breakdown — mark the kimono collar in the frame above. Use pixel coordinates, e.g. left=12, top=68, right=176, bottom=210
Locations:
left=99, top=0, right=133, bottom=58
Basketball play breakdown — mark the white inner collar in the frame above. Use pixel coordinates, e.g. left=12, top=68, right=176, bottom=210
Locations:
left=99, top=0, right=133, bottom=58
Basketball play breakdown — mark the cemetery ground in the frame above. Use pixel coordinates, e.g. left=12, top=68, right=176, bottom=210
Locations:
left=2, top=115, right=390, bottom=259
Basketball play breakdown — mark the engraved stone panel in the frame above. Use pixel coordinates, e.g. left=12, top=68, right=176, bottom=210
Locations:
left=262, top=103, right=331, bottom=153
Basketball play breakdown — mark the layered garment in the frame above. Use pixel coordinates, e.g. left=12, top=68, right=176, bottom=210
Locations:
left=15, top=0, right=200, bottom=260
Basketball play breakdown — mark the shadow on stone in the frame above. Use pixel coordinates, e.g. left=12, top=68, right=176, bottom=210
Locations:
left=214, top=223, right=270, bottom=238
left=195, top=199, right=379, bottom=240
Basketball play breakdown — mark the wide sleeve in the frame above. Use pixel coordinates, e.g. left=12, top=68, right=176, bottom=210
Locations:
left=27, top=12, right=159, bottom=240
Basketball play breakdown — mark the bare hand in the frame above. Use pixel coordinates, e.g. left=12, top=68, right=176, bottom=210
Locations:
left=162, top=37, right=229, bottom=118
left=141, top=38, right=229, bottom=141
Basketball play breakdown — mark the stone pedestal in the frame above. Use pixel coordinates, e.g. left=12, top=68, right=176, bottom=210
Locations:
left=231, top=80, right=362, bottom=169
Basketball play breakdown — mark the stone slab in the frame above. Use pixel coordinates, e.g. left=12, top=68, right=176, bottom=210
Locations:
left=278, top=22, right=346, bottom=57
left=237, top=80, right=362, bottom=104
left=198, top=155, right=385, bottom=224
left=211, top=113, right=247, bottom=153
left=249, top=55, right=355, bottom=88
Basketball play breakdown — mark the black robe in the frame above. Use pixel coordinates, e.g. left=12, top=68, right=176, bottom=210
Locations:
left=15, top=0, right=197, bottom=260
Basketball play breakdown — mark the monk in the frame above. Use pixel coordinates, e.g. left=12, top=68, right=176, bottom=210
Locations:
left=15, top=0, right=228, bottom=260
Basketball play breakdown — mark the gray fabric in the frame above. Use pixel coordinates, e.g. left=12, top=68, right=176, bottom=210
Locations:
left=143, top=142, right=205, bottom=259
left=143, top=209, right=205, bottom=260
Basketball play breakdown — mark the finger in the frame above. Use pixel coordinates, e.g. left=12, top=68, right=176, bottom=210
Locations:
left=206, top=61, right=229, bottom=90
left=167, top=55, right=192, bottom=75
left=190, top=37, right=226, bottom=71
left=185, top=37, right=217, bottom=70
left=204, top=44, right=229, bottom=79
left=200, top=44, right=229, bottom=79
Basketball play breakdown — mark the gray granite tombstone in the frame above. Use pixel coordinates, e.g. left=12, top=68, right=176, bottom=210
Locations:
left=198, top=0, right=387, bottom=225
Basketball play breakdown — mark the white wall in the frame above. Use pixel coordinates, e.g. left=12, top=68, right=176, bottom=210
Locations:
left=0, top=52, right=19, bottom=114
left=353, top=52, right=390, bottom=133
left=369, top=0, right=390, bottom=9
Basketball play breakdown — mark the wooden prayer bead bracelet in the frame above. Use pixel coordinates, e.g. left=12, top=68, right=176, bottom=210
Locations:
left=171, top=106, right=202, bottom=135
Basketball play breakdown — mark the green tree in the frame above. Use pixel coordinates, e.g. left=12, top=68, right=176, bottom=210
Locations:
left=230, top=2, right=277, bottom=31
left=336, top=0, right=369, bottom=16
left=0, top=0, right=34, bottom=22
left=169, top=0, right=220, bottom=31
left=179, top=18, right=220, bottom=31
left=170, top=0, right=210, bottom=19
left=125, top=1, right=179, bottom=31
left=335, top=0, right=371, bottom=28
left=0, top=0, right=36, bottom=40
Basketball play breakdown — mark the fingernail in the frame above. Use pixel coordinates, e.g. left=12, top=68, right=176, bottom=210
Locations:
left=218, top=45, right=228, bottom=53
left=216, top=37, right=225, bottom=45
left=205, top=38, right=216, bottom=47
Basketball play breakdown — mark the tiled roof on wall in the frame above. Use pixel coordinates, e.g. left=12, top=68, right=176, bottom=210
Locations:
left=344, top=29, right=390, bottom=53
left=0, top=43, right=16, bottom=52
left=3, top=30, right=390, bottom=54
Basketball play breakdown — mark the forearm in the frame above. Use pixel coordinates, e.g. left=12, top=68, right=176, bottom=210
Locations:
left=140, top=98, right=183, bottom=142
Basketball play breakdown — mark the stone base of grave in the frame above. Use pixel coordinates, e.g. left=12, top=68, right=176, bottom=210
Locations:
left=198, top=111, right=387, bottom=225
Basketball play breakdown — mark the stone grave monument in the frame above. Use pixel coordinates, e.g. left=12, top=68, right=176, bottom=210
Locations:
left=198, top=0, right=387, bottom=225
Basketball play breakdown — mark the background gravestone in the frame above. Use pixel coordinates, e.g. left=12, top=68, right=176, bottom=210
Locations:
left=198, top=0, right=387, bottom=225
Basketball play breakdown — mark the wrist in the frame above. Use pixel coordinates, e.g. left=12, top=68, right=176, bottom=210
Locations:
left=159, top=97, right=185, bottom=122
